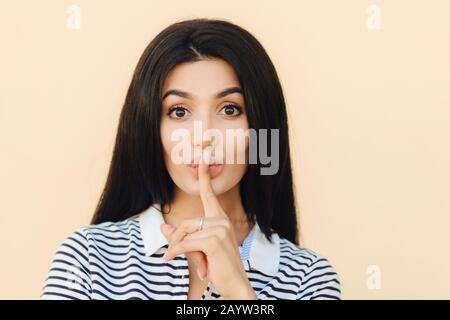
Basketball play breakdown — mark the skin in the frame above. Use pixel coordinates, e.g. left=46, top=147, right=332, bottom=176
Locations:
left=159, top=59, right=256, bottom=299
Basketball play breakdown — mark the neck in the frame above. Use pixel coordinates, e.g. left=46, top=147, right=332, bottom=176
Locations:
left=161, top=185, right=253, bottom=245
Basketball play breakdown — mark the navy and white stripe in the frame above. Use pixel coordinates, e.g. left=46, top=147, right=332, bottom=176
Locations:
left=41, top=205, right=341, bottom=300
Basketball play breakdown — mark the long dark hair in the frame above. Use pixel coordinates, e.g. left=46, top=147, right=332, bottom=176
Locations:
left=91, top=18, right=299, bottom=245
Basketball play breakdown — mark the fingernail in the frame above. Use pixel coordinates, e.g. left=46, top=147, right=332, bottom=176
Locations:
left=196, top=268, right=204, bottom=281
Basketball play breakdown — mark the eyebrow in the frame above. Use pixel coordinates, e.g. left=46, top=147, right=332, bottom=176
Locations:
left=162, top=86, right=243, bottom=101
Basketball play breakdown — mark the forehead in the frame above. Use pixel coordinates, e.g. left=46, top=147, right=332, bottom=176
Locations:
left=162, top=59, right=240, bottom=97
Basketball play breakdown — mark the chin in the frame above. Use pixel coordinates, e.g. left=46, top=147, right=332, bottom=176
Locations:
left=191, top=174, right=228, bottom=196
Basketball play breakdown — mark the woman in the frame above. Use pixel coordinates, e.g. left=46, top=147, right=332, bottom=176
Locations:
left=41, top=18, right=341, bottom=300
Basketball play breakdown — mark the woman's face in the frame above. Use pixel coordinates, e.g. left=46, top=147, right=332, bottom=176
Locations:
left=160, top=59, right=249, bottom=196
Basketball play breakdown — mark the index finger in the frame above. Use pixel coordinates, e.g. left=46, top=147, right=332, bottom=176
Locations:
left=198, top=148, right=223, bottom=217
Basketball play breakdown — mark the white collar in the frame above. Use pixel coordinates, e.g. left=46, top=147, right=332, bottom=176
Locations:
left=138, top=204, right=280, bottom=276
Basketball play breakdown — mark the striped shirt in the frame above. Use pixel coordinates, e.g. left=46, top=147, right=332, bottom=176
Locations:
left=41, top=205, right=341, bottom=300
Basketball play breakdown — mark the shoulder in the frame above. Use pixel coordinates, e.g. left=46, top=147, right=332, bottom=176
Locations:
left=277, top=237, right=336, bottom=271
left=58, top=216, right=142, bottom=250
left=80, top=216, right=142, bottom=241
left=62, top=216, right=146, bottom=262
left=277, top=237, right=342, bottom=300
left=40, top=216, right=142, bottom=299
left=40, top=227, right=92, bottom=299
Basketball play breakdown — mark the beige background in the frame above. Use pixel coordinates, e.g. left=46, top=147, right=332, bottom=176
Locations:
left=1, top=0, right=449, bottom=299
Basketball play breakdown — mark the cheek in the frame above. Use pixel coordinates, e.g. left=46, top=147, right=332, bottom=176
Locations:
left=159, top=121, right=172, bottom=156
left=214, top=119, right=249, bottom=164
left=160, top=122, right=181, bottom=176
left=160, top=121, right=186, bottom=160
left=235, top=134, right=249, bottom=163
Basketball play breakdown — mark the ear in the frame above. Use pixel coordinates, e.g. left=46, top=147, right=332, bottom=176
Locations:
left=160, top=223, right=176, bottom=241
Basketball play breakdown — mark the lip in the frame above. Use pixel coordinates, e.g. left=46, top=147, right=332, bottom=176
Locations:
left=186, top=163, right=224, bottom=179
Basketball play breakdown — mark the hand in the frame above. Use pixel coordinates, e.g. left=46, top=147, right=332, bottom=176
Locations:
left=160, top=148, right=256, bottom=300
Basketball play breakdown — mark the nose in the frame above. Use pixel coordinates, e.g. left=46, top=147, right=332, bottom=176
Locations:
left=193, top=131, right=215, bottom=152
left=191, top=112, right=216, bottom=162
left=192, top=110, right=215, bottom=147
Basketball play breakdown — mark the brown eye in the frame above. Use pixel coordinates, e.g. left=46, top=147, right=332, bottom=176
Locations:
left=220, top=104, right=243, bottom=117
left=175, top=109, right=185, bottom=117
left=168, top=106, right=190, bottom=119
